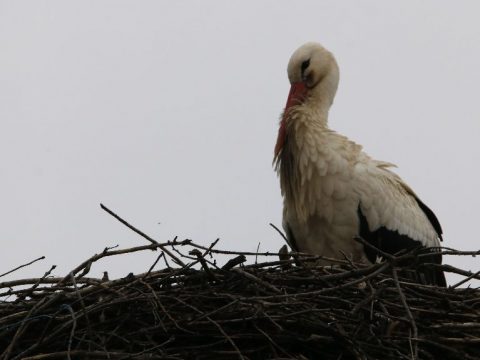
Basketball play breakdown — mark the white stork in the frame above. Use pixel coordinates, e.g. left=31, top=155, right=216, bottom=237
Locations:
left=274, top=42, right=446, bottom=286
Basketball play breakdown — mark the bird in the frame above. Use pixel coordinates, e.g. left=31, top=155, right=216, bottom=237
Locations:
left=274, top=42, right=446, bottom=286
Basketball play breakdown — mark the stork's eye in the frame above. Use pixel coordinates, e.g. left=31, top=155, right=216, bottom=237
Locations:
left=301, top=59, right=310, bottom=73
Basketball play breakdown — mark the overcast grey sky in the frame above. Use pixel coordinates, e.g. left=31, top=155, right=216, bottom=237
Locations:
left=1, top=1, right=479, bottom=285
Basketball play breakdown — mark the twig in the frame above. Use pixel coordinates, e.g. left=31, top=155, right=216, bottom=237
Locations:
left=143, top=252, right=165, bottom=279
left=15, top=265, right=56, bottom=303
left=392, top=267, right=418, bottom=360
left=255, top=242, right=261, bottom=265
left=21, top=351, right=171, bottom=359
left=435, top=264, right=480, bottom=282
left=269, top=223, right=289, bottom=243
left=0, top=257, right=45, bottom=279
left=354, top=236, right=395, bottom=261
left=189, top=249, right=217, bottom=281
left=100, top=203, right=185, bottom=266
left=221, top=255, right=247, bottom=270
left=61, top=305, right=76, bottom=360
left=232, top=268, right=282, bottom=294
left=188, top=242, right=348, bottom=265
left=206, top=316, right=246, bottom=360
left=450, top=270, right=480, bottom=289
left=0, top=276, right=100, bottom=290
left=254, top=324, right=291, bottom=358
left=1, top=293, right=51, bottom=359
left=189, top=300, right=239, bottom=325
left=69, top=272, right=92, bottom=350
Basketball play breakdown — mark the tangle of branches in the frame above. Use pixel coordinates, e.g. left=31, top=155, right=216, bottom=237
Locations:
left=0, top=205, right=479, bottom=360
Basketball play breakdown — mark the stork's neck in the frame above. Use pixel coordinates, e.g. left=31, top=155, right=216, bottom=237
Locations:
left=304, top=105, right=330, bottom=127
left=288, top=101, right=330, bottom=130
left=303, top=70, right=339, bottom=125
left=278, top=106, right=329, bottom=221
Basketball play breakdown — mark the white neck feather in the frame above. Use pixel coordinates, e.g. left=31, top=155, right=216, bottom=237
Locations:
left=305, top=71, right=339, bottom=120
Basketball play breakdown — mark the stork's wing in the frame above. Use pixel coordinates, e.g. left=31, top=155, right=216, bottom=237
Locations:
left=354, top=159, right=442, bottom=249
left=354, top=159, right=445, bottom=286
left=400, top=181, right=443, bottom=241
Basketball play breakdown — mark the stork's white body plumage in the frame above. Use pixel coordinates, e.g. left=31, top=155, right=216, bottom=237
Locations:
left=275, top=43, right=445, bottom=285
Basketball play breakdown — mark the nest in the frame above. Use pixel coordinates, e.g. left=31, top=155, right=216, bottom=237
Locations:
left=1, top=205, right=479, bottom=360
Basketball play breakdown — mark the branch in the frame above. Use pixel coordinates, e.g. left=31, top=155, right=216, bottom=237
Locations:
left=100, top=203, right=185, bottom=266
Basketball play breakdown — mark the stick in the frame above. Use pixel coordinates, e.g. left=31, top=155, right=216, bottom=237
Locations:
left=392, top=267, right=418, bottom=360
left=269, top=223, right=289, bottom=243
left=0, top=257, right=45, bottom=279
left=100, top=203, right=185, bottom=266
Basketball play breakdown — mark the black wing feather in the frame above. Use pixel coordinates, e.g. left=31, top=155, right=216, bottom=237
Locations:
left=413, top=196, right=443, bottom=241
left=357, top=205, right=446, bottom=287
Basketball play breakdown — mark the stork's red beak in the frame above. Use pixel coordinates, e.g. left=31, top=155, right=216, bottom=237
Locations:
left=274, top=82, right=307, bottom=160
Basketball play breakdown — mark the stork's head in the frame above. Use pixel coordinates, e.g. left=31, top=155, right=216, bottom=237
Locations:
left=274, top=42, right=339, bottom=159
left=286, top=42, right=339, bottom=109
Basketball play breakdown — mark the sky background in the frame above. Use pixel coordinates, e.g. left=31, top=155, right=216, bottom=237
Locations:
left=1, top=1, right=479, bottom=286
